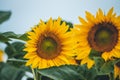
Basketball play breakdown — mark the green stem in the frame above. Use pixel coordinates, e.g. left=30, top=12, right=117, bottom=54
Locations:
left=7, top=58, right=27, bottom=62
left=36, top=69, right=42, bottom=80
left=109, top=72, right=114, bottom=80
left=39, top=75, right=42, bottom=80
left=31, top=67, right=37, bottom=80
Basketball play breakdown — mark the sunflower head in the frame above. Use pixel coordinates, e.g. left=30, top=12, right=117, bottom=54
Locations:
left=73, top=7, right=120, bottom=68
left=24, top=17, right=76, bottom=69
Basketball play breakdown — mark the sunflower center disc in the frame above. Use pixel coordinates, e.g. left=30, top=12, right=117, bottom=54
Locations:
left=96, top=29, right=112, bottom=46
left=37, top=33, right=61, bottom=59
left=41, top=38, right=57, bottom=54
left=88, top=22, right=118, bottom=52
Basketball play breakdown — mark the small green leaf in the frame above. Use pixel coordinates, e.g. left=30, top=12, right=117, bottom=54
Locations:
left=18, top=33, right=29, bottom=41
left=89, top=49, right=101, bottom=59
left=0, top=34, right=11, bottom=42
left=77, top=65, right=97, bottom=80
left=94, top=57, right=105, bottom=72
left=1, top=31, right=18, bottom=38
left=100, top=60, right=114, bottom=75
left=0, top=31, right=29, bottom=42
left=0, top=11, right=11, bottom=24
left=0, top=32, right=19, bottom=42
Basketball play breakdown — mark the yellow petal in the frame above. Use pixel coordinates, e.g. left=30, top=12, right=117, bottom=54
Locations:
left=58, top=55, right=69, bottom=64
left=31, top=57, right=40, bottom=68
left=112, top=49, right=120, bottom=58
left=87, top=59, right=95, bottom=69
left=25, top=59, right=33, bottom=66
left=40, top=59, right=48, bottom=69
left=76, top=48, right=90, bottom=60
left=24, top=53, right=37, bottom=59
left=114, top=65, right=120, bottom=79
left=24, top=47, right=37, bottom=52
left=107, top=7, right=114, bottom=17
left=102, top=52, right=110, bottom=61
left=78, top=16, right=87, bottom=24
left=85, top=11, right=95, bottom=23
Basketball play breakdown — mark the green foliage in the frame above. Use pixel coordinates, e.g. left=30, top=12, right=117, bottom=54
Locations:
left=89, top=49, right=101, bottom=59
left=0, top=32, right=29, bottom=42
left=0, top=33, right=11, bottom=42
left=38, top=65, right=80, bottom=80
left=0, top=11, right=11, bottom=24
left=5, top=42, right=27, bottom=68
left=5, top=42, right=26, bottom=58
left=0, top=63, right=25, bottom=80
left=38, top=65, right=98, bottom=80
left=19, top=33, right=29, bottom=41
left=94, top=57, right=105, bottom=72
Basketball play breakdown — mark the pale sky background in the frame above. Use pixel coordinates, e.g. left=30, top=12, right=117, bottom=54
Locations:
left=0, top=0, right=120, bottom=49
left=0, top=0, right=120, bottom=34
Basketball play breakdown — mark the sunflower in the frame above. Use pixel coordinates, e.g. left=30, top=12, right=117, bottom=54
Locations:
left=73, top=7, right=120, bottom=68
left=114, top=61, right=120, bottom=79
left=0, top=49, right=4, bottom=62
left=24, top=17, right=76, bottom=69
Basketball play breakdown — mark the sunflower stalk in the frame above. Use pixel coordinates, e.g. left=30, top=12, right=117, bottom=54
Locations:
left=109, top=72, right=114, bottom=80
left=35, top=69, right=42, bottom=80
left=31, top=67, right=37, bottom=80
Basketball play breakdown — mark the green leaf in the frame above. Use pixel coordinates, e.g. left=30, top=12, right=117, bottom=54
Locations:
left=0, top=33, right=11, bottom=42
left=99, top=60, right=114, bottom=75
left=89, top=49, right=101, bottom=59
left=0, top=32, right=19, bottom=42
left=5, top=42, right=26, bottom=59
left=1, top=31, right=19, bottom=38
left=18, top=33, right=29, bottom=41
left=5, top=42, right=26, bottom=68
left=0, top=63, right=25, bottom=80
left=0, top=11, right=11, bottom=24
left=77, top=65, right=97, bottom=80
left=38, top=65, right=81, bottom=80
left=94, top=57, right=105, bottom=72
left=0, top=31, right=29, bottom=42
left=38, top=65, right=98, bottom=80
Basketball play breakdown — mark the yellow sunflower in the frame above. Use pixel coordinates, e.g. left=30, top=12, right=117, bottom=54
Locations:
left=0, top=49, right=4, bottom=62
left=24, top=17, right=76, bottom=69
left=73, top=7, right=120, bottom=68
left=114, top=61, right=120, bottom=79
